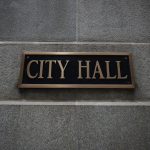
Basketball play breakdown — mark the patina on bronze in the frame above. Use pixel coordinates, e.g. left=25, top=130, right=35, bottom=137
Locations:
left=18, top=52, right=135, bottom=88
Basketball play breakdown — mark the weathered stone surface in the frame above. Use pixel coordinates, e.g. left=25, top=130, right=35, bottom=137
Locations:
left=17, top=106, right=77, bottom=150
left=0, top=44, right=150, bottom=101
left=78, top=0, right=150, bottom=42
left=0, top=0, right=76, bottom=41
left=0, top=106, right=20, bottom=150
left=76, top=106, right=150, bottom=150
left=0, top=105, right=150, bottom=150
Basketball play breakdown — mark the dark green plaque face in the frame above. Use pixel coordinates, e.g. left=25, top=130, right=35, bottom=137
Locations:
left=18, top=52, right=135, bottom=88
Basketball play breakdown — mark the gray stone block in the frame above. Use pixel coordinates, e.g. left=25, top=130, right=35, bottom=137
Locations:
left=0, top=106, right=20, bottom=150
left=76, top=106, right=150, bottom=150
left=0, top=105, right=150, bottom=150
left=0, top=43, right=150, bottom=101
left=78, top=0, right=150, bottom=42
left=16, top=106, right=77, bottom=150
left=0, top=0, right=76, bottom=41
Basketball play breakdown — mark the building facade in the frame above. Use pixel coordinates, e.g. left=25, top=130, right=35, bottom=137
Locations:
left=0, top=0, right=150, bottom=149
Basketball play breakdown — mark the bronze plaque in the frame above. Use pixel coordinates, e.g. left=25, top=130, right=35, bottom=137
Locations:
left=18, top=52, right=135, bottom=88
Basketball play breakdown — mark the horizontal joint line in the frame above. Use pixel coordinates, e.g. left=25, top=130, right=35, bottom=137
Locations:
left=0, top=101, right=150, bottom=106
left=0, top=41, right=150, bottom=45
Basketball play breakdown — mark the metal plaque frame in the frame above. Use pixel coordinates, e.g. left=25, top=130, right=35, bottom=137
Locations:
left=18, top=52, right=135, bottom=89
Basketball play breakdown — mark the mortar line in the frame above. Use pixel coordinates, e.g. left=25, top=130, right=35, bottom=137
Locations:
left=76, top=0, right=79, bottom=41
left=0, top=101, right=150, bottom=106
left=0, top=41, right=150, bottom=45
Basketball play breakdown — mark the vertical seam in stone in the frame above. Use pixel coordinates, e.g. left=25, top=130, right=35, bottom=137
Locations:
left=76, top=0, right=79, bottom=42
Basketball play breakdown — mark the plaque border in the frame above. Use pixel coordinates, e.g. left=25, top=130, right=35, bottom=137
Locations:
left=18, top=52, right=135, bottom=89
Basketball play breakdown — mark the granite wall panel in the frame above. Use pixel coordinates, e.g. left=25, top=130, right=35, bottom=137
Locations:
left=0, top=106, right=20, bottom=150
left=0, top=0, right=76, bottom=41
left=0, top=105, right=149, bottom=150
left=0, top=44, right=150, bottom=101
left=78, top=0, right=150, bottom=42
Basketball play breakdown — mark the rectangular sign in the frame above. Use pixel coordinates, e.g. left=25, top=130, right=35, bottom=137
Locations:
left=18, top=52, right=135, bottom=88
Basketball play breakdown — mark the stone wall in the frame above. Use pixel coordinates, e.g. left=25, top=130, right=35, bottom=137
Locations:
left=0, top=0, right=150, bottom=149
